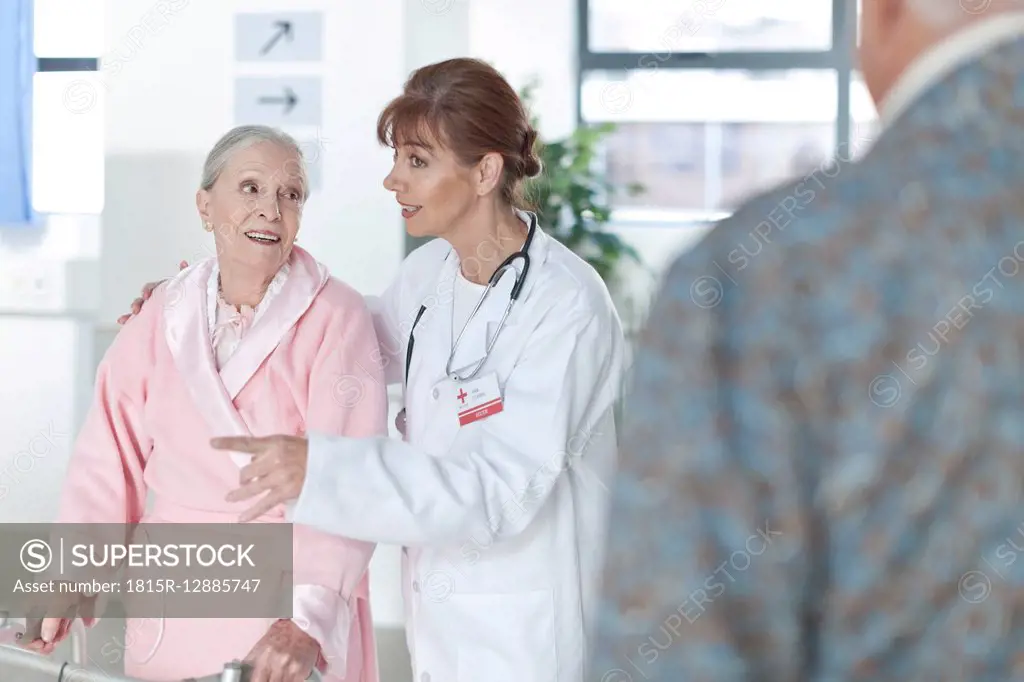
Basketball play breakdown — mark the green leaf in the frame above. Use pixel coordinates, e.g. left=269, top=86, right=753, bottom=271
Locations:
left=625, top=182, right=646, bottom=197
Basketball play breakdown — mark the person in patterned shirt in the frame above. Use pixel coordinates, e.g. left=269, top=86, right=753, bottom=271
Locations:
left=590, top=1, right=1024, bottom=680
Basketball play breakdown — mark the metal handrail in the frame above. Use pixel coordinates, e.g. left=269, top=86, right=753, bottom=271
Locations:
left=0, top=612, right=322, bottom=682
left=70, top=618, right=87, bottom=668
left=0, top=642, right=140, bottom=682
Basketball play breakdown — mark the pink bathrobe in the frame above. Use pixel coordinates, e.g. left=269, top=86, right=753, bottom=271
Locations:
left=54, top=246, right=387, bottom=682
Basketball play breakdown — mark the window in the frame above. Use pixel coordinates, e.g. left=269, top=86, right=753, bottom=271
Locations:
left=30, top=0, right=104, bottom=219
left=587, top=0, right=834, bottom=53
left=579, top=0, right=870, bottom=223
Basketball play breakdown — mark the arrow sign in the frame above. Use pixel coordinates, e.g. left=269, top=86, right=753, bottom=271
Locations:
left=257, top=87, right=298, bottom=114
left=236, top=77, right=320, bottom=126
left=235, top=13, right=322, bottom=62
left=259, top=20, right=293, bottom=56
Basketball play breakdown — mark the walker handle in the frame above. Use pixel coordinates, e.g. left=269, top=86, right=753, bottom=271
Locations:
left=1, top=611, right=87, bottom=664
left=0, top=618, right=322, bottom=682
left=185, top=660, right=323, bottom=682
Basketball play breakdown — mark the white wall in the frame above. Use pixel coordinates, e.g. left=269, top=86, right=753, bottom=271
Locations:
left=470, top=0, right=577, bottom=139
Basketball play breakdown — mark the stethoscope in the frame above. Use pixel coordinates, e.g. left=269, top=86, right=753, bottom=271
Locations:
left=404, top=212, right=537, bottom=388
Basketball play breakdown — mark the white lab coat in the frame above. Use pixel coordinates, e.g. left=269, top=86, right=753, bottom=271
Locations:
left=290, top=211, right=626, bottom=682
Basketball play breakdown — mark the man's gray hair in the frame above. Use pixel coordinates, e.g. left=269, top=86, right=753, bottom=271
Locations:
left=200, top=125, right=309, bottom=201
left=908, top=0, right=1024, bottom=25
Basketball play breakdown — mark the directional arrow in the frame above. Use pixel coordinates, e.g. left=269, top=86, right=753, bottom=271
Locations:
left=257, top=87, right=298, bottom=114
left=259, top=20, right=293, bottom=56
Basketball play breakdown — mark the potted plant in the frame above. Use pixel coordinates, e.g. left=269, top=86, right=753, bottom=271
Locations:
left=519, top=79, right=646, bottom=295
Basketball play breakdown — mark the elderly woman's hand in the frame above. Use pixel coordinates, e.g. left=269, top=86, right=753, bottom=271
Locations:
left=21, top=617, right=73, bottom=655
left=245, top=618, right=321, bottom=682
left=20, top=585, right=99, bottom=655
left=116, top=260, right=189, bottom=325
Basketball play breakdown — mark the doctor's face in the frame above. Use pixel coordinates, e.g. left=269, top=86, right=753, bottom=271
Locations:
left=382, top=132, right=479, bottom=240
left=196, top=141, right=304, bottom=277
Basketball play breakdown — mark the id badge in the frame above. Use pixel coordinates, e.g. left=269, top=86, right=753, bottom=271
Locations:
left=454, top=373, right=504, bottom=426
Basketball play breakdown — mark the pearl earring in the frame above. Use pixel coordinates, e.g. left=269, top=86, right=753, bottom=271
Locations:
left=203, top=221, right=213, bottom=232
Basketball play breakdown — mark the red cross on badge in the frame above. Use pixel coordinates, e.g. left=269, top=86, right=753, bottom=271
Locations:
left=455, top=374, right=504, bottom=427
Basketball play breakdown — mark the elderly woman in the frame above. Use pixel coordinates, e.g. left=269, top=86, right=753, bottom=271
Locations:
left=26, top=125, right=387, bottom=682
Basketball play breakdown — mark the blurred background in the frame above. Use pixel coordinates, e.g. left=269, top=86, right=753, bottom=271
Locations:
left=0, top=1, right=875, bottom=680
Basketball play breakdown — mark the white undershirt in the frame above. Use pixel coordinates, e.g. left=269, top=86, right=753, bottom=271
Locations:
left=450, top=211, right=530, bottom=351
left=452, top=268, right=487, bottom=336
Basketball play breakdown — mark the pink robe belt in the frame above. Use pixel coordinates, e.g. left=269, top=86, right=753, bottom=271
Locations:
left=142, top=496, right=370, bottom=603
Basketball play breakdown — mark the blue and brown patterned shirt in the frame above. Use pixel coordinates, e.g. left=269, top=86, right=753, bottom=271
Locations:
left=590, top=25, right=1024, bottom=682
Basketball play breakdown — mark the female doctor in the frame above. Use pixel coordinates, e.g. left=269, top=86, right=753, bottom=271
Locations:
left=122, top=58, right=625, bottom=682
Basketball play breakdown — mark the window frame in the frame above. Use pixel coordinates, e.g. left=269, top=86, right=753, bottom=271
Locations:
left=37, top=58, right=99, bottom=72
left=577, top=0, right=860, bottom=226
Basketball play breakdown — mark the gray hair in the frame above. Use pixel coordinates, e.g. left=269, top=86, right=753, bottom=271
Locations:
left=200, top=125, right=309, bottom=201
left=908, top=0, right=1024, bottom=25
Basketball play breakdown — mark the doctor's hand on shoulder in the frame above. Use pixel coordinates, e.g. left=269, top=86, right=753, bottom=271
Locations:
left=212, top=435, right=309, bottom=522
left=116, top=260, right=189, bottom=325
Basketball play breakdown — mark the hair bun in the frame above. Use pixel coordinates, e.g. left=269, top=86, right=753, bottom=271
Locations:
left=520, top=128, right=542, bottom=178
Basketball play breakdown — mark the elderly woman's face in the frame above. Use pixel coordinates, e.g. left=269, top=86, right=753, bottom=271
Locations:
left=196, top=141, right=304, bottom=273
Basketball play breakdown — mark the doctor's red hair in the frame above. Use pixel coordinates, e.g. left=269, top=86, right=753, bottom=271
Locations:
left=376, top=57, right=542, bottom=208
